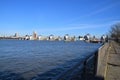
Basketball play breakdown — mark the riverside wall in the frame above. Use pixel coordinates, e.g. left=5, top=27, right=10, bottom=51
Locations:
left=95, top=42, right=110, bottom=79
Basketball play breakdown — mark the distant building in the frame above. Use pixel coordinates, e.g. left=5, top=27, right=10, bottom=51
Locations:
left=25, top=35, right=30, bottom=40
left=14, top=33, right=18, bottom=37
left=64, top=34, right=74, bottom=41
left=57, top=36, right=62, bottom=41
left=29, top=35, right=33, bottom=40
left=33, top=31, right=37, bottom=40
left=92, top=35, right=96, bottom=40
left=71, top=36, right=76, bottom=41
left=64, top=34, right=69, bottom=41
left=53, top=36, right=62, bottom=41
left=101, top=35, right=106, bottom=43
left=49, top=34, right=54, bottom=41
left=38, top=35, right=42, bottom=40
left=91, top=36, right=99, bottom=42
left=84, top=34, right=91, bottom=42
left=78, top=36, right=84, bottom=40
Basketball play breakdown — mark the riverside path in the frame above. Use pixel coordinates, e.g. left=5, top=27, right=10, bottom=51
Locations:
left=105, top=41, right=120, bottom=80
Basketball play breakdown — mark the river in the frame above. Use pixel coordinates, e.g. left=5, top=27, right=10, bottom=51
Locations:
left=0, top=40, right=101, bottom=80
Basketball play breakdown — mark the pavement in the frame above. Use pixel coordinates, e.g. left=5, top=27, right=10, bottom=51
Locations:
left=105, top=41, right=120, bottom=80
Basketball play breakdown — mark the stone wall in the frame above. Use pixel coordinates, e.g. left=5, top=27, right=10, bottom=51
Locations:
left=96, top=43, right=110, bottom=79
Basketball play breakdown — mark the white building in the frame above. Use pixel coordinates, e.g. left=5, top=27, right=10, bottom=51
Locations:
left=38, top=35, right=43, bottom=40
left=101, top=35, right=106, bottom=43
left=29, top=35, right=34, bottom=40
left=49, top=35, right=54, bottom=41
left=64, top=34, right=70, bottom=41
left=25, top=35, right=30, bottom=40
left=84, top=34, right=91, bottom=42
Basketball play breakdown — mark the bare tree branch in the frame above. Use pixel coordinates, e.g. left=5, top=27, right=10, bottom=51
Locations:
left=109, top=23, right=120, bottom=42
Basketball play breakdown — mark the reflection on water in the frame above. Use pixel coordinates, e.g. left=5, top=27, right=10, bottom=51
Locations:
left=0, top=40, right=101, bottom=80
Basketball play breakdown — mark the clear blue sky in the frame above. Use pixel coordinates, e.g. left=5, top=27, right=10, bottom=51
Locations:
left=0, top=0, right=120, bottom=37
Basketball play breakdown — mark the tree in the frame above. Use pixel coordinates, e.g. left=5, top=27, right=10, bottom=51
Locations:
left=109, top=23, right=120, bottom=42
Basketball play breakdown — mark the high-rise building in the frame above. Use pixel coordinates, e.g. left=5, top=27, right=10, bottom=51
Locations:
left=33, top=31, right=37, bottom=40
left=14, top=33, right=18, bottom=37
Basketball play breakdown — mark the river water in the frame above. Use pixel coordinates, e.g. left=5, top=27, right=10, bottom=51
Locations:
left=0, top=40, right=101, bottom=80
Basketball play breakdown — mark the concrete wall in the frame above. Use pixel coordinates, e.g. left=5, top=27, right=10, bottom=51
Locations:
left=96, top=43, right=109, bottom=78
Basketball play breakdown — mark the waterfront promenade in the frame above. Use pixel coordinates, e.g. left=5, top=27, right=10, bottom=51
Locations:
left=105, top=41, right=120, bottom=80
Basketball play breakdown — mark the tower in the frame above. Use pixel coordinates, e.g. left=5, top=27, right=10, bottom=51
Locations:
left=33, top=31, right=37, bottom=40
left=14, top=33, right=18, bottom=37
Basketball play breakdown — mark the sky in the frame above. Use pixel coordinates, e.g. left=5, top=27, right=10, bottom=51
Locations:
left=0, top=0, right=120, bottom=37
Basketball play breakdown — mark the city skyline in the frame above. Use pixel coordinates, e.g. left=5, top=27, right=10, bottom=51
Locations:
left=0, top=0, right=120, bottom=37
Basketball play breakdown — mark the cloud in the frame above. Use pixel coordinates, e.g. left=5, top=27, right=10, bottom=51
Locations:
left=111, top=20, right=120, bottom=24
left=37, top=22, right=114, bottom=32
left=66, top=1, right=120, bottom=24
left=82, top=1, right=120, bottom=18
left=47, top=20, right=120, bottom=32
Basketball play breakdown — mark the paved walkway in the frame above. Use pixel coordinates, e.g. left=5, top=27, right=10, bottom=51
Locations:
left=105, top=41, right=120, bottom=80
